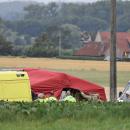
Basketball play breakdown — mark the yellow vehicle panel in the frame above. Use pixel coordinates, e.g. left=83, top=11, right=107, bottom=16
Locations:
left=0, top=71, right=29, bottom=80
left=0, top=71, right=32, bottom=102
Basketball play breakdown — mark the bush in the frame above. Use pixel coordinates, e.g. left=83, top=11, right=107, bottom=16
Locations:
left=61, top=49, right=74, bottom=56
left=57, top=55, right=104, bottom=60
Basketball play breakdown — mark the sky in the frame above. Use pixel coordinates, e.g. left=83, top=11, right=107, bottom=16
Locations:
left=0, top=0, right=100, bottom=3
left=0, top=0, right=128, bottom=3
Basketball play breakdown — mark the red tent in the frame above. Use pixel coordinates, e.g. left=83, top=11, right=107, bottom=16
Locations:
left=23, top=68, right=106, bottom=101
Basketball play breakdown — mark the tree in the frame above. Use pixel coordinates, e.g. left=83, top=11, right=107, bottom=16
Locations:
left=117, top=14, right=130, bottom=31
left=78, top=16, right=107, bottom=31
left=0, top=35, right=13, bottom=55
left=6, top=1, right=130, bottom=37
left=27, top=33, right=58, bottom=57
left=60, top=24, right=81, bottom=49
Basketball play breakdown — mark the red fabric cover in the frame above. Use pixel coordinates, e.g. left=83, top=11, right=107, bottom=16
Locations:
left=23, top=68, right=106, bottom=101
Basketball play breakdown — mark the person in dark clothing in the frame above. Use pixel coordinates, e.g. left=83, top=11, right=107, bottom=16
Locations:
left=31, top=91, right=38, bottom=101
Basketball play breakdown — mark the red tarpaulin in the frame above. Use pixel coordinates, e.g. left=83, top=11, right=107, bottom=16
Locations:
left=23, top=68, right=106, bottom=101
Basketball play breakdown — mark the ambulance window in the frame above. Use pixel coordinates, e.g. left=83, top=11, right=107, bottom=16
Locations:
left=16, top=74, right=20, bottom=77
left=16, top=74, right=25, bottom=77
left=21, top=74, right=25, bottom=77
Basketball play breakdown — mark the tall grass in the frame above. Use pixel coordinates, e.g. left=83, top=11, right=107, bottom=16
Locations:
left=1, top=101, right=130, bottom=122
left=0, top=101, right=130, bottom=130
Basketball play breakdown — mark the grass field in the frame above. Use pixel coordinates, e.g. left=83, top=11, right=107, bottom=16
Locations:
left=1, top=118, right=130, bottom=130
left=0, top=56, right=130, bottom=71
left=0, top=57, right=130, bottom=130
left=0, top=56, right=130, bottom=87
left=0, top=102, right=130, bottom=130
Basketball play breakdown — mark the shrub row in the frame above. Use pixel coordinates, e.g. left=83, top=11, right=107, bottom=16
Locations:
left=57, top=56, right=104, bottom=60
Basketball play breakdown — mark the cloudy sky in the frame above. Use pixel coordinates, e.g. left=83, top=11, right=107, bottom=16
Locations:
left=0, top=0, right=102, bottom=3
left=0, top=0, right=128, bottom=3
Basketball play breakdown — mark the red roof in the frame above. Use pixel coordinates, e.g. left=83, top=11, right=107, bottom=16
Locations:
left=23, top=68, right=107, bottom=101
left=74, top=42, right=104, bottom=56
left=100, top=32, right=130, bottom=53
left=74, top=32, right=130, bottom=56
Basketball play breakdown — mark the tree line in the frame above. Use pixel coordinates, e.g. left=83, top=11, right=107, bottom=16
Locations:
left=0, top=1, right=130, bottom=57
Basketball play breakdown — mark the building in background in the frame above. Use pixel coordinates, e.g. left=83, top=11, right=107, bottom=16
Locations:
left=74, top=32, right=130, bottom=59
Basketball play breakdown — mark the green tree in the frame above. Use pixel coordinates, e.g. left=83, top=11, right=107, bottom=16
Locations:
left=4, top=1, right=130, bottom=44
left=78, top=16, right=107, bottom=31
left=27, top=33, right=58, bottom=57
left=117, top=14, right=130, bottom=31
left=0, top=35, right=13, bottom=55
left=60, top=24, right=81, bottom=49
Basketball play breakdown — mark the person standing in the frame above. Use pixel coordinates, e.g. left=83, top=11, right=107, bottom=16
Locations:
left=47, top=91, right=57, bottom=102
left=62, top=90, right=76, bottom=103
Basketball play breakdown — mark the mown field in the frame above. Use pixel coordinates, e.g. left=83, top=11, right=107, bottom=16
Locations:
left=0, top=56, right=130, bottom=87
left=0, top=56, right=130, bottom=71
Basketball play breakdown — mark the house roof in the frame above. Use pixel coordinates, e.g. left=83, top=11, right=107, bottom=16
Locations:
left=74, top=32, right=130, bottom=57
left=100, top=32, right=130, bottom=53
left=74, top=42, right=104, bottom=56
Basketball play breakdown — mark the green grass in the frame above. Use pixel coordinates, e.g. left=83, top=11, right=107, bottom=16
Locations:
left=0, top=68, right=130, bottom=130
left=50, top=69, right=130, bottom=87
left=0, top=102, right=130, bottom=130
left=1, top=118, right=130, bottom=130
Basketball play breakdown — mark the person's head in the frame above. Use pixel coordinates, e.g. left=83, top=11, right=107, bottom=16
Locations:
left=126, top=90, right=130, bottom=98
left=66, top=90, right=71, bottom=96
left=38, top=93, right=45, bottom=99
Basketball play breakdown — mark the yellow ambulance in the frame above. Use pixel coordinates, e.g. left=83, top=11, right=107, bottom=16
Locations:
left=0, top=71, right=32, bottom=102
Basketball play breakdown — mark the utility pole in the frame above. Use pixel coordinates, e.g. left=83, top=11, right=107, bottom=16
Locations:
left=110, top=0, right=117, bottom=101
left=58, top=0, right=62, bottom=57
